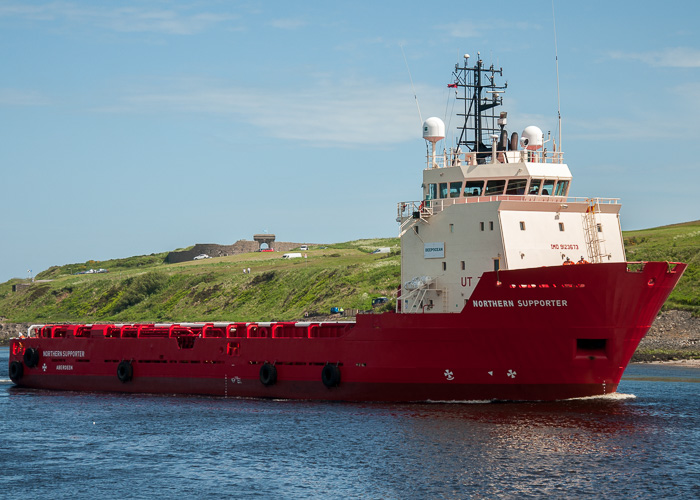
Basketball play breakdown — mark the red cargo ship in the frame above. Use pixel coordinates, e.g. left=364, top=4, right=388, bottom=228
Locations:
left=8, top=54, right=685, bottom=401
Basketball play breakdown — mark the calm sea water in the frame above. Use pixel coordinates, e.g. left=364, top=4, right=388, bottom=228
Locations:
left=1, top=347, right=698, bottom=498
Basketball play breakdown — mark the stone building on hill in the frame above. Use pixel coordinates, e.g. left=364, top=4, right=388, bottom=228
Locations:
left=165, top=234, right=310, bottom=263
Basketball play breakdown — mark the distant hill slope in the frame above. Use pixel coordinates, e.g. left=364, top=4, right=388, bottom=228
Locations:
left=623, top=220, right=699, bottom=313
left=0, top=239, right=401, bottom=323
left=0, top=222, right=697, bottom=324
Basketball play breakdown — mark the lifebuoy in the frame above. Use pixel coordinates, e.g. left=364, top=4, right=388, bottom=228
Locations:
left=259, top=363, right=277, bottom=386
left=9, top=361, right=23, bottom=382
left=321, top=364, right=341, bottom=388
left=23, top=348, right=39, bottom=368
left=117, top=361, right=133, bottom=383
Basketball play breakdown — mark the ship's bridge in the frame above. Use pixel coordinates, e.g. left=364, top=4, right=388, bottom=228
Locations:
left=422, top=147, right=572, bottom=203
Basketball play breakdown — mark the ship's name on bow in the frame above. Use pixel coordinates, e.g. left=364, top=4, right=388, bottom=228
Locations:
left=472, top=299, right=568, bottom=308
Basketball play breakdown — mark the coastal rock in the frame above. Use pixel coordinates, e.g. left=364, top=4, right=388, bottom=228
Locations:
left=0, top=323, right=32, bottom=344
left=634, top=310, right=700, bottom=361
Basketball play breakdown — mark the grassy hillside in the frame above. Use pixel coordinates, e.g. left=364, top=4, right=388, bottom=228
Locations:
left=0, top=222, right=697, bottom=324
left=0, top=240, right=401, bottom=323
left=623, top=220, right=699, bottom=313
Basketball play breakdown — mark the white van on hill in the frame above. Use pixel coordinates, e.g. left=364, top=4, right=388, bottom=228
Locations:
left=282, top=253, right=302, bottom=259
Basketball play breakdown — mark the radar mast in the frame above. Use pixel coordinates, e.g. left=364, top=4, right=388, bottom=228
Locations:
left=452, top=53, right=507, bottom=163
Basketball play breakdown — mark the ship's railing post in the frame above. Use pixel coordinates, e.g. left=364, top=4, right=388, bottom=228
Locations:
left=426, top=152, right=448, bottom=169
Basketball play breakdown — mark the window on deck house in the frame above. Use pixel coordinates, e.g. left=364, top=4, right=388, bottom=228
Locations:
left=450, top=181, right=462, bottom=198
left=428, top=183, right=437, bottom=200
left=485, top=179, right=506, bottom=196
left=554, top=180, right=569, bottom=196
left=541, top=179, right=556, bottom=196
left=506, top=179, right=527, bottom=195
left=528, top=179, right=543, bottom=195
left=439, top=183, right=448, bottom=199
left=464, top=180, right=484, bottom=196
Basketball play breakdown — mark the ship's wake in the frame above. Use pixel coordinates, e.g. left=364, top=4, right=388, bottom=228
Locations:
left=568, top=392, right=636, bottom=401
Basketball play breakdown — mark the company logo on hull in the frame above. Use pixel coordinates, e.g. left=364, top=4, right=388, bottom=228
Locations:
left=424, top=242, right=445, bottom=259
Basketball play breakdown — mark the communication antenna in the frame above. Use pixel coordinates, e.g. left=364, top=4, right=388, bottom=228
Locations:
left=401, top=44, right=423, bottom=125
left=552, top=0, right=562, bottom=151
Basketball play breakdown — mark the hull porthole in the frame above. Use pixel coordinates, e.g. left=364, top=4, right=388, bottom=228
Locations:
left=117, top=361, right=133, bottom=383
left=9, top=361, right=23, bottom=382
left=321, top=364, right=341, bottom=388
left=259, top=363, right=277, bottom=387
left=23, top=348, right=39, bottom=368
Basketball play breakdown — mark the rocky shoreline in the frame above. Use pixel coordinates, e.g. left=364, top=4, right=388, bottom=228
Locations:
left=1, top=310, right=698, bottom=363
left=0, top=322, right=31, bottom=345
left=631, top=310, right=700, bottom=362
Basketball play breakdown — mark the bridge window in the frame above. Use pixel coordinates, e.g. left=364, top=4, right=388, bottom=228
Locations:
left=464, top=180, right=484, bottom=196
left=428, top=183, right=437, bottom=200
left=555, top=180, right=570, bottom=196
left=506, top=179, right=527, bottom=195
left=450, top=181, right=462, bottom=198
left=485, top=179, right=506, bottom=195
left=439, top=182, right=448, bottom=198
left=541, top=179, right=556, bottom=196
left=528, top=179, right=543, bottom=195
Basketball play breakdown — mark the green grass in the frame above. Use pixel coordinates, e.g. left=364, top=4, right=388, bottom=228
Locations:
left=623, top=220, right=700, bottom=313
left=0, top=243, right=401, bottom=323
left=1, top=220, right=698, bottom=323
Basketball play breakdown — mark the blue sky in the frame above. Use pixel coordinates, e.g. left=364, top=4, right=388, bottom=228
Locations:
left=1, top=0, right=699, bottom=283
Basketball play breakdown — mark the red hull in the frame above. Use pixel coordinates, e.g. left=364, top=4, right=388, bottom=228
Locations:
left=9, top=262, right=685, bottom=402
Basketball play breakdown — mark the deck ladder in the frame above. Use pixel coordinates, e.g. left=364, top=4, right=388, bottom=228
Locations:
left=582, top=199, right=605, bottom=263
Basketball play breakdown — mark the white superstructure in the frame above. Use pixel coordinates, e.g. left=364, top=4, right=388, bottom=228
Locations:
left=396, top=54, right=626, bottom=314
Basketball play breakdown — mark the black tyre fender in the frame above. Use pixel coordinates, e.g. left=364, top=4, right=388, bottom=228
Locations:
left=321, top=363, right=341, bottom=388
left=117, top=360, right=133, bottom=383
left=259, top=363, right=277, bottom=387
left=9, top=361, right=23, bottom=382
left=23, top=348, right=39, bottom=368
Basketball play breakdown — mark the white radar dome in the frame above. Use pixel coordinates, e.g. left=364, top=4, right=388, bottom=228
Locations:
left=520, top=125, right=543, bottom=150
left=423, top=117, right=445, bottom=143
